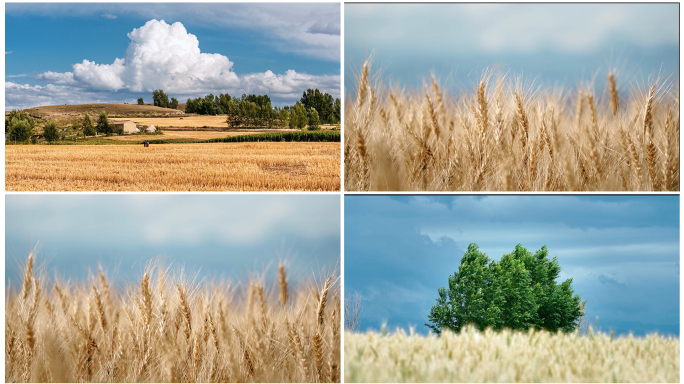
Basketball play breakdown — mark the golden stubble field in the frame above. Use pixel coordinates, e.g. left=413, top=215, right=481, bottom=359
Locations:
left=103, top=130, right=281, bottom=141
left=127, top=116, right=340, bottom=130
left=6, top=143, right=340, bottom=191
left=129, top=115, right=232, bottom=128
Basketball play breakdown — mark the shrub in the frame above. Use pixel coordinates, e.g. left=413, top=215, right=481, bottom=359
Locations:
left=9, top=119, right=34, bottom=142
left=82, top=113, right=96, bottom=136
left=43, top=120, right=60, bottom=142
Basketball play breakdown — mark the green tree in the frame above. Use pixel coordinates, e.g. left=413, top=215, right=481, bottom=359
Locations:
left=508, top=244, right=584, bottom=332
left=426, top=243, right=582, bottom=334
left=333, top=98, right=341, bottom=123
left=290, top=102, right=307, bottom=129
left=8, top=119, right=34, bottom=142
left=170, top=97, right=179, bottom=109
left=43, top=120, right=60, bottom=142
left=301, top=88, right=337, bottom=124
left=96, top=112, right=113, bottom=135
left=152, top=89, right=170, bottom=108
left=278, top=107, right=291, bottom=128
left=6, top=110, right=36, bottom=139
left=307, top=107, right=320, bottom=130
left=137, top=97, right=144, bottom=105
left=82, top=113, right=96, bottom=136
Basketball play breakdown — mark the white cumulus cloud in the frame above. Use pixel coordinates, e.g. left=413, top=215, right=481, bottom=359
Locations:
left=34, top=71, right=77, bottom=85
left=8, top=19, right=339, bottom=109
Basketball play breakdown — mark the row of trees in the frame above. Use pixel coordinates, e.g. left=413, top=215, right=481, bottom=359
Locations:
left=135, top=88, right=339, bottom=129
left=183, top=89, right=339, bottom=128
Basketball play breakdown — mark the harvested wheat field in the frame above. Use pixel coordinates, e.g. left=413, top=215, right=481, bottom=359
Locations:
left=345, top=327, right=679, bottom=382
left=6, top=253, right=341, bottom=382
left=104, top=130, right=281, bottom=142
left=345, top=61, right=679, bottom=191
left=6, top=143, right=340, bottom=191
left=129, top=115, right=231, bottom=128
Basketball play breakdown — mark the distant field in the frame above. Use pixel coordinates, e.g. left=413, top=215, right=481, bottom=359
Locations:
left=129, top=115, right=340, bottom=130
left=130, top=115, right=230, bottom=128
left=103, top=130, right=275, bottom=141
left=6, top=142, right=340, bottom=191
left=345, top=328, right=679, bottom=382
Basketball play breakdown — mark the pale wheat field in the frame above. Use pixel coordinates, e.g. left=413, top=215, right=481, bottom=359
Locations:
left=345, top=61, right=679, bottom=191
left=5, top=143, right=340, bottom=191
left=345, top=327, right=679, bottom=383
left=6, top=254, right=340, bottom=383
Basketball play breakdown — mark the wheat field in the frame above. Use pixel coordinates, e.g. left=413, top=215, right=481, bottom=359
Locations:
left=103, top=130, right=283, bottom=142
left=5, top=142, right=340, bottom=191
left=129, top=116, right=233, bottom=128
left=6, top=253, right=341, bottom=383
left=345, top=327, right=679, bottom=382
left=345, top=61, right=679, bottom=191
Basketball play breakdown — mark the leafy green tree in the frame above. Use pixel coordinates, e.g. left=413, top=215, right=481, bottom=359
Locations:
left=170, top=97, right=179, bottom=109
left=426, top=243, right=582, bottom=334
left=290, top=102, right=308, bottom=129
left=508, top=244, right=584, bottom=332
left=8, top=119, right=34, bottom=142
left=82, top=113, right=96, bottom=136
left=43, top=120, right=60, bottom=142
left=96, top=112, right=113, bottom=135
left=6, top=110, right=36, bottom=139
left=307, top=107, right=320, bottom=130
left=137, top=97, right=144, bottom=105
left=333, top=98, right=341, bottom=123
left=152, top=89, right=170, bottom=108
left=278, top=107, right=291, bottom=128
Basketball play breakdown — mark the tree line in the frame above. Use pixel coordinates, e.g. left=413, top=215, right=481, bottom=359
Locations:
left=138, top=88, right=340, bottom=128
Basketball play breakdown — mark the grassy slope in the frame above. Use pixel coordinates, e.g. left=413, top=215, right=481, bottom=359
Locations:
left=22, top=103, right=183, bottom=118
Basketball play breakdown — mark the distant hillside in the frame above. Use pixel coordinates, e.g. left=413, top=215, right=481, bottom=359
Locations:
left=20, top=103, right=184, bottom=119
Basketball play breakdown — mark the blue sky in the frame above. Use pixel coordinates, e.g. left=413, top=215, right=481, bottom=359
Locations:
left=345, top=195, right=680, bottom=337
left=345, top=4, right=679, bottom=94
left=5, top=3, right=340, bottom=109
left=6, top=194, right=340, bottom=289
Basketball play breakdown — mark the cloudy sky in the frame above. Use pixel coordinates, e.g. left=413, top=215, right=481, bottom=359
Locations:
left=345, top=195, right=679, bottom=337
left=345, top=3, right=679, bottom=93
left=6, top=194, right=340, bottom=289
left=6, top=3, right=340, bottom=110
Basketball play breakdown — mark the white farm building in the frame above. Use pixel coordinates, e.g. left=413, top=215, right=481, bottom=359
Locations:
left=145, top=125, right=157, bottom=133
left=112, top=120, right=137, bottom=134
